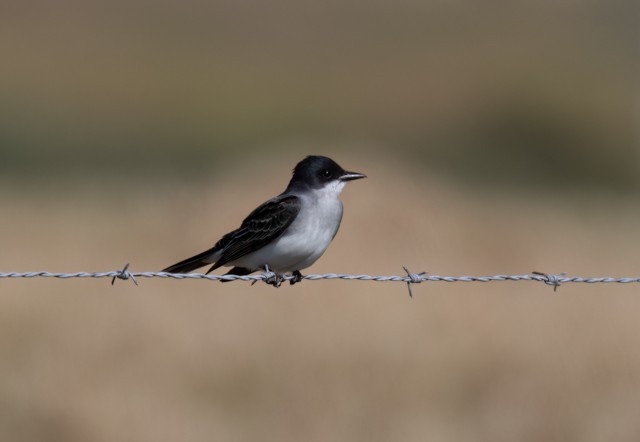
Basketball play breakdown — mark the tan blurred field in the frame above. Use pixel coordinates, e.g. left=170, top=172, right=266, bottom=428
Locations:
left=2, top=0, right=640, bottom=440
left=3, top=154, right=640, bottom=441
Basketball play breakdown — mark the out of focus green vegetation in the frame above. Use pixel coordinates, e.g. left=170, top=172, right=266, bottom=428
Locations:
left=1, top=0, right=637, bottom=192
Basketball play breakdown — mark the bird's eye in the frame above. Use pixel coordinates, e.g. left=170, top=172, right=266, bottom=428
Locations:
left=322, top=170, right=331, bottom=178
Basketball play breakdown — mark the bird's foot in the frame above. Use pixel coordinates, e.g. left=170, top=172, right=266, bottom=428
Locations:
left=290, top=270, right=304, bottom=285
left=262, top=265, right=285, bottom=288
left=265, top=273, right=285, bottom=287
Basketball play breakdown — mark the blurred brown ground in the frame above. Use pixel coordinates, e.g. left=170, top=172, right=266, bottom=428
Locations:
left=2, top=0, right=640, bottom=441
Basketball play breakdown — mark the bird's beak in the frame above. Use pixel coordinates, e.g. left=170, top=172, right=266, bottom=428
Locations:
left=340, top=171, right=367, bottom=181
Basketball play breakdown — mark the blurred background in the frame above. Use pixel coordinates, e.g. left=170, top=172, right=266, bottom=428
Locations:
left=2, top=0, right=640, bottom=440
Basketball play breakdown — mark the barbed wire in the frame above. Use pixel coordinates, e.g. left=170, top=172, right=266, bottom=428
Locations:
left=2, top=264, right=640, bottom=297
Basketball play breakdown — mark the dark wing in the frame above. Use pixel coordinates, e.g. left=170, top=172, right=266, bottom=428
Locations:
left=209, top=194, right=301, bottom=271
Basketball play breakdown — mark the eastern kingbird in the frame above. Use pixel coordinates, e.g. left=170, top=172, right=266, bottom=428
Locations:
left=162, top=155, right=366, bottom=286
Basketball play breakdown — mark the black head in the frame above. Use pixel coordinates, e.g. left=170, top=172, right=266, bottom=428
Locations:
left=286, top=155, right=366, bottom=191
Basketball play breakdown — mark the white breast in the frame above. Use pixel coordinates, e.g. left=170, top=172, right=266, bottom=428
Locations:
left=232, top=184, right=345, bottom=272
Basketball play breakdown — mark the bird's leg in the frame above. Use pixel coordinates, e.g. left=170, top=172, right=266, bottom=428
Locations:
left=267, top=273, right=285, bottom=287
left=290, top=270, right=303, bottom=285
left=263, top=265, right=285, bottom=288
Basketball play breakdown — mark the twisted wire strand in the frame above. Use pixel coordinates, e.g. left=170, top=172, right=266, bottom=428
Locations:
left=2, top=267, right=640, bottom=291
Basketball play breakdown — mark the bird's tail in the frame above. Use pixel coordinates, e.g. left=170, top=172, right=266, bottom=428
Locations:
left=162, top=249, right=217, bottom=274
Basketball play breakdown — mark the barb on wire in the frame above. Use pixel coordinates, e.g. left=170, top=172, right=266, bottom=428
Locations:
left=532, top=271, right=566, bottom=292
left=3, top=265, right=640, bottom=296
left=402, top=266, right=427, bottom=298
left=111, top=263, right=138, bottom=286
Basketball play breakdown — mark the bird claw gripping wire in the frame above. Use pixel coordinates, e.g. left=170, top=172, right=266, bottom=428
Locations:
left=111, top=263, right=138, bottom=286
left=251, top=265, right=286, bottom=287
left=403, top=266, right=427, bottom=298
left=252, top=266, right=304, bottom=287
left=532, top=271, right=565, bottom=292
left=290, top=270, right=303, bottom=285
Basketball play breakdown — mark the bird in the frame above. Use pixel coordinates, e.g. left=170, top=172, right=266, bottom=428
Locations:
left=162, top=155, right=366, bottom=286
